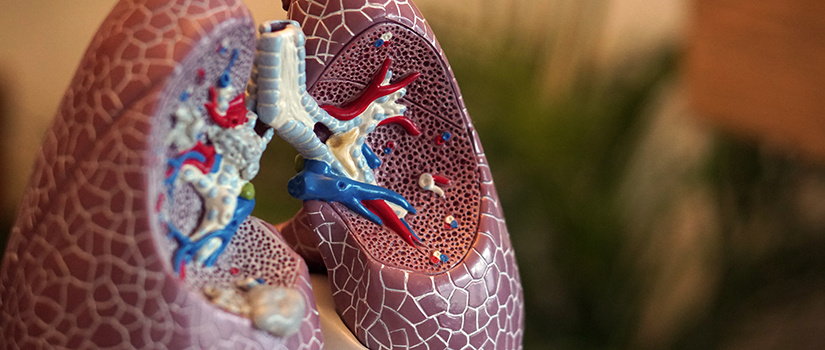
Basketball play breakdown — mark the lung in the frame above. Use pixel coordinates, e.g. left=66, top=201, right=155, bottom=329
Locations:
left=275, top=1, right=526, bottom=348
left=0, top=1, right=322, bottom=348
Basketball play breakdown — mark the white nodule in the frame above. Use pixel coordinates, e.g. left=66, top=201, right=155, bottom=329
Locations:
left=248, top=286, right=306, bottom=337
left=418, top=173, right=445, bottom=197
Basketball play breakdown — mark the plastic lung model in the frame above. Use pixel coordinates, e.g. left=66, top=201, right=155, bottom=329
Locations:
left=0, top=1, right=322, bottom=349
left=0, top=0, right=523, bottom=349
left=272, top=0, right=526, bottom=348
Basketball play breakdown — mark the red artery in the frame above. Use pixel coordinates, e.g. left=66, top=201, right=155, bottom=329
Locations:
left=184, top=142, right=217, bottom=174
left=322, top=58, right=420, bottom=121
left=205, top=86, right=248, bottom=128
left=167, top=142, right=218, bottom=177
left=362, top=199, right=420, bottom=247
left=432, top=175, right=451, bottom=187
left=378, top=116, right=422, bottom=136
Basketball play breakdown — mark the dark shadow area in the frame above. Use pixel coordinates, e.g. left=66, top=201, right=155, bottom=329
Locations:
left=0, top=68, right=11, bottom=255
left=253, top=134, right=304, bottom=225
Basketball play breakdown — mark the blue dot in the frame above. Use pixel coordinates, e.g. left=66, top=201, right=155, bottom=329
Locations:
left=374, top=39, right=384, bottom=48
left=440, top=254, right=449, bottom=263
left=383, top=147, right=392, bottom=154
left=255, top=278, right=266, bottom=285
left=219, top=72, right=231, bottom=88
left=451, top=220, right=458, bottom=228
left=442, top=132, right=452, bottom=141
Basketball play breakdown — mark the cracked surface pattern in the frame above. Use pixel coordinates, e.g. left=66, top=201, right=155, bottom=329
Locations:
left=287, top=0, right=437, bottom=88
left=279, top=207, right=326, bottom=271
left=281, top=0, right=525, bottom=348
left=0, top=1, right=321, bottom=348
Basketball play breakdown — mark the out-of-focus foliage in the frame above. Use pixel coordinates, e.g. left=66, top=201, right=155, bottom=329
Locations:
left=411, top=2, right=825, bottom=349
left=431, top=17, right=678, bottom=349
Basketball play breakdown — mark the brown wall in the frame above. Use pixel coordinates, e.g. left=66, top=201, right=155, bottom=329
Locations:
left=687, top=0, right=825, bottom=160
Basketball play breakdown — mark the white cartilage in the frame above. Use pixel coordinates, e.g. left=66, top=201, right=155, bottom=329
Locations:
left=418, top=173, right=445, bottom=197
left=251, top=21, right=409, bottom=185
left=252, top=21, right=350, bottom=175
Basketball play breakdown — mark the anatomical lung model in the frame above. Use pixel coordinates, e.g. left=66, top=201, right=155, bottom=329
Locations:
left=0, top=0, right=524, bottom=349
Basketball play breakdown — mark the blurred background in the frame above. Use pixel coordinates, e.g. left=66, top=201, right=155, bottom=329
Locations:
left=4, top=0, right=825, bottom=348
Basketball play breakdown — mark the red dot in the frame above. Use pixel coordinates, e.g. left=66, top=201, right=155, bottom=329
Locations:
left=387, top=141, right=395, bottom=148
left=229, top=267, right=240, bottom=275
left=197, top=69, right=206, bottom=85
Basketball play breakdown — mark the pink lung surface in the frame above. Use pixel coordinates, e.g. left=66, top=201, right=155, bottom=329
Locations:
left=0, top=1, right=321, bottom=349
left=279, top=0, right=526, bottom=348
